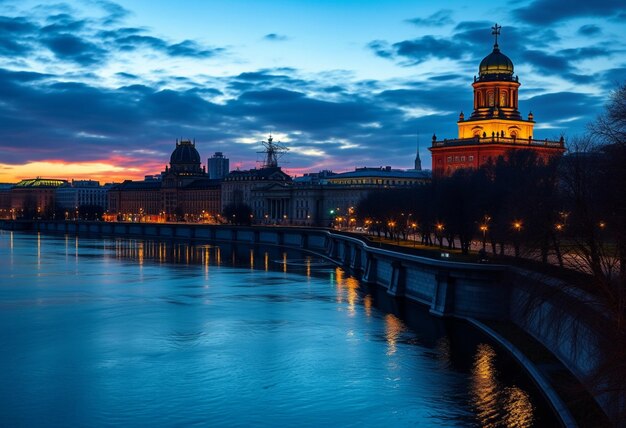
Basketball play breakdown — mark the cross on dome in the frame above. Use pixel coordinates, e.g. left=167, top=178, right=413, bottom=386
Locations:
left=491, top=23, right=501, bottom=47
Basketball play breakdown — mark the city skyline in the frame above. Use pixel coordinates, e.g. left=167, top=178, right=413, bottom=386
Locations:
left=1, top=0, right=624, bottom=183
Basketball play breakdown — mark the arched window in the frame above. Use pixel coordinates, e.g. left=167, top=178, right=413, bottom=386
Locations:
left=500, top=91, right=508, bottom=107
left=488, top=91, right=495, bottom=107
left=476, top=92, right=482, bottom=108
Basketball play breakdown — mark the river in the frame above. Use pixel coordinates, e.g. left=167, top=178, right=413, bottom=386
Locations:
left=0, top=231, right=558, bottom=426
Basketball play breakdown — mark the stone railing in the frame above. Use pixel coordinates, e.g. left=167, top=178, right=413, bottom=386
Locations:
left=432, top=135, right=565, bottom=149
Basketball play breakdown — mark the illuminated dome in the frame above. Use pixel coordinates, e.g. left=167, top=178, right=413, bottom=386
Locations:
left=170, top=140, right=201, bottom=165
left=479, top=45, right=514, bottom=78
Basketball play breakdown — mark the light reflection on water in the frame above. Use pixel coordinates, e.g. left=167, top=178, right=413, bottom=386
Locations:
left=0, top=231, right=557, bottom=427
left=472, top=344, right=534, bottom=428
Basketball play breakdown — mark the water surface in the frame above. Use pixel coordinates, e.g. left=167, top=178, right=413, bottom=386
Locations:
left=0, top=231, right=557, bottom=426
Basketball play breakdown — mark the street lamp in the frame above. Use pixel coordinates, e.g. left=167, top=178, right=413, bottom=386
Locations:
left=513, top=221, right=522, bottom=257
left=480, top=224, right=488, bottom=250
left=436, top=223, right=444, bottom=248
left=388, top=221, right=397, bottom=243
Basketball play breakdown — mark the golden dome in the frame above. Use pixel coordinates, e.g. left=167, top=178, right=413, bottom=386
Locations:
left=479, top=46, right=514, bottom=78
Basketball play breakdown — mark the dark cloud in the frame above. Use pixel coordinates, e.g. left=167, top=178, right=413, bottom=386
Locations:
left=563, top=73, right=596, bottom=85
left=187, top=87, right=223, bottom=97
left=0, top=68, right=50, bottom=82
left=167, top=40, right=222, bottom=58
left=578, top=24, right=601, bottom=36
left=527, top=92, right=601, bottom=118
left=513, top=0, right=623, bottom=24
left=263, top=33, right=288, bottom=41
left=369, top=22, right=558, bottom=66
left=239, top=88, right=305, bottom=102
left=0, top=15, right=37, bottom=32
left=372, top=36, right=471, bottom=64
left=228, top=88, right=385, bottom=132
left=41, top=13, right=86, bottom=33
left=600, top=68, right=626, bottom=90
left=111, top=33, right=223, bottom=58
left=97, top=27, right=144, bottom=39
left=323, top=85, right=345, bottom=93
left=41, top=33, right=106, bottom=65
left=521, top=49, right=569, bottom=73
left=227, top=70, right=309, bottom=93
left=94, top=0, right=131, bottom=25
left=0, top=6, right=225, bottom=71
left=406, top=10, right=453, bottom=27
left=428, top=73, right=465, bottom=82
left=115, top=34, right=166, bottom=51
left=368, top=40, right=393, bottom=59
left=0, top=16, right=36, bottom=56
left=115, top=71, right=138, bottom=79
left=377, top=85, right=470, bottom=118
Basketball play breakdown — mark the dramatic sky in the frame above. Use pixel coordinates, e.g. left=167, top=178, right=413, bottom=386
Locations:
left=0, top=0, right=624, bottom=182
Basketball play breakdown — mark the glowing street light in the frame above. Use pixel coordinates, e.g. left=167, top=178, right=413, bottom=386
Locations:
left=480, top=224, right=488, bottom=250
left=411, top=222, right=418, bottom=247
left=435, top=223, right=445, bottom=248
left=512, top=220, right=522, bottom=257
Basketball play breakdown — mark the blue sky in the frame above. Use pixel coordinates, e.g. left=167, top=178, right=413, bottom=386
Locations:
left=0, top=0, right=624, bottom=181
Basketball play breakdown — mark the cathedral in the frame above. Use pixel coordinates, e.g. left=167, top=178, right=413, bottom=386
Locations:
left=429, top=24, right=566, bottom=176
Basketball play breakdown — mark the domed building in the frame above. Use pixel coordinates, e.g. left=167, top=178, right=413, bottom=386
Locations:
left=167, top=139, right=203, bottom=176
left=429, top=24, right=565, bottom=176
left=162, top=139, right=206, bottom=188
left=108, top=139, right=222, bottom=222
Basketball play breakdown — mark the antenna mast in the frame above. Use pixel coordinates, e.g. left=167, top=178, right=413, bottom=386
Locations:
left=257, top=134, right=288, bottom=168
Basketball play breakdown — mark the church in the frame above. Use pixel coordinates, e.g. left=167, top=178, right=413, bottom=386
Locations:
left=429, top=24, right=566, bottom=177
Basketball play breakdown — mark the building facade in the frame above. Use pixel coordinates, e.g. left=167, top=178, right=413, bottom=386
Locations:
left=248, top=167, right=431, bottom=226
left=221, top=167, right=292, bottom=222
left=207, top=152, right=229, bottom=180
left=0, top=183, right=12, bottom=218
left=10, top=178, right=68, bottom=218
left=429, top=24, right=565, bottom=176
left=107, top=140, right=220, bottom=222
left=56, top=180, right=110, bottom=212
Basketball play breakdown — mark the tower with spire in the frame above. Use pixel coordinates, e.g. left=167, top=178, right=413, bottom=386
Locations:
left=414, top=139, right=422, bottom=171
left=428, top=24, right=565, bottom=177
left=458, top=23, right=534, bottom=139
